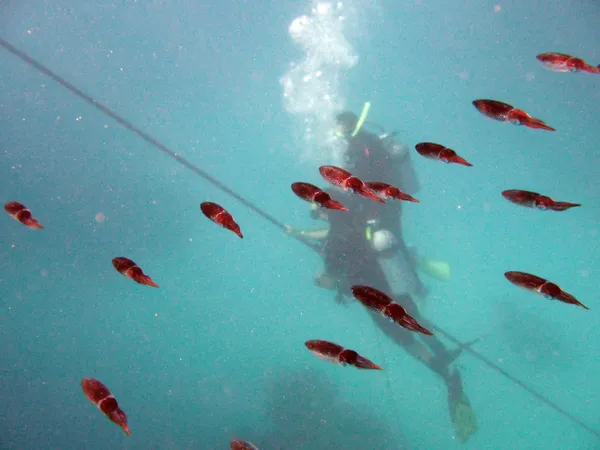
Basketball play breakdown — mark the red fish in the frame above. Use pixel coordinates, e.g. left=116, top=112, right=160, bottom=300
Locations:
left=200, top=202, right=243, bottom=238
left=414, top=143, right=472, bottom=167
left=365, top=181, right=420, bottom=203
left=505, top=271, right=588, bottom=310
left=536, top=53, right=600, bottom=74
left=4, top=201, right=44, bottom=229
left=472, top=99, right=555, bottom=131
left=318, top=165, right=384, bottom=203
left=112, top=257, right=159, bottom=288
left=81, top=377, right=130, bottom=436
left=291, top=182, right=348, bottom=211
left=502, top=190, right=580, bottom=211
left=230, top=440, right=259, bottom=450
left=351, top=285, right=433, bottom=336
left=305, top=340, right=382, bottom=370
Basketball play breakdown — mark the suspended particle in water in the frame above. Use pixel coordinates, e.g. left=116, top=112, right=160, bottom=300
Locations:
left=95, top=212, right=106, bottom=223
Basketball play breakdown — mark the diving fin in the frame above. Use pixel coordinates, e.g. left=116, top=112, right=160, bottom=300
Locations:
left=449, top=389, right=478, bottom=442
left=447, top=370, right=478, bottom=442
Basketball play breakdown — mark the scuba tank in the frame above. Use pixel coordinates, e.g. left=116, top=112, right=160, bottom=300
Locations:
left=371, top=124, right=420, bottom=196
left=366, top=219, right=451, bottom=286
left=370, top=227, right=398, bottom=252
left=381, top=133, right=410, bottom=159
left=365, top=219, right=425, bottom=297
left=363, top=121, right=409, bottom=158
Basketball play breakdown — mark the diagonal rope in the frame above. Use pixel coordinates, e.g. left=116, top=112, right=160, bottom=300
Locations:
left=1, top=37, right=597, bottom=439
left=0, top=38, right=319, bottom=252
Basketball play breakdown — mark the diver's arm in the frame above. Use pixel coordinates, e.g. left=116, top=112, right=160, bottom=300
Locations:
left=284, top=224, right=330, bottom=240
left=299, top=228, right=330, bottom=240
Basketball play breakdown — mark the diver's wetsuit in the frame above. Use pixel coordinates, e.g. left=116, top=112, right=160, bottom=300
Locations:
left=320, top=190, right=457, bottom=383
left=320, top=194, right=371, bottom=295
left=342, top=127, right=427, bottom=297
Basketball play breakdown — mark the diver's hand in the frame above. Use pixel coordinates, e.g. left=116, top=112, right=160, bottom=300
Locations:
left=314, top=273, right=338, bottom=290
left=284, top=224, right=309, bottom=239
left=335, top=291, right=351, bottom=306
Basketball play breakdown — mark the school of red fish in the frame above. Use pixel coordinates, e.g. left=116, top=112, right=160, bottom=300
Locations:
left=4, top=51, right=596, bottom=446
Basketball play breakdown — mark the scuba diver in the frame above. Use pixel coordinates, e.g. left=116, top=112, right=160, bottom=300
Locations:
left=286, top=192, right=477, bottom=440
left=333, top=102, right=445, bottom=300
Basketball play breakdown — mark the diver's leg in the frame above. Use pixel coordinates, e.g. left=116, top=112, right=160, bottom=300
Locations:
left=374, top=312, right=476, bottom=440
left=371, top=314, right=452, bottom=381
left=373, top=233, right=427, bottom=298
left=396, top=240, right=428, bottom=297
left=394, top=293, right=460, bottom=379
left=389, top=216, right=428, bottom=297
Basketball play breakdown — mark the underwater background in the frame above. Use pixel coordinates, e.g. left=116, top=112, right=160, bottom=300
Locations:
left=1, top=1, right=599, bottom=449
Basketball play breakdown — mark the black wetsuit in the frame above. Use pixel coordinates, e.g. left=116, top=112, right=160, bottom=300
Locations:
left=319, top=190, right=421, bottom=336
left=321, top=202, right=457, bottom=385
left=345, top=129, right=418, bottom=226
left=320, top=192, right=372, bottom=294
left=317, top=162, right=473, bottom=436
left=343, top=128, right=426, bottom=297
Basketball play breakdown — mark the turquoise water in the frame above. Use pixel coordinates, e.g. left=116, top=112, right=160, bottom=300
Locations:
left=1, top=1, right=599, bottom=449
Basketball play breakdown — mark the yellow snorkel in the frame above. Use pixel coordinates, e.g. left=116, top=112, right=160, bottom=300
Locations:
left=351, top=101, right=371, bottom=137
left=336, top=101, right=371, bottom=137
